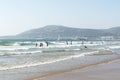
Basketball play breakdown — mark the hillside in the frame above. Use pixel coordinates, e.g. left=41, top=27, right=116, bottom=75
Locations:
left=15, top=25, right=115, bottom=39
left=1, top=25, right=120, bottom=40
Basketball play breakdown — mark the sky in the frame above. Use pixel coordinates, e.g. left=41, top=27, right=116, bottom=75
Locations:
left=0, top=0, right=120, bottom=36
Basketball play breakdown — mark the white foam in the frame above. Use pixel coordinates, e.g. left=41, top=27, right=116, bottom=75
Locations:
left=0, top=50, right=100, bottom=70
left=0, top=41, right=118, bottom=71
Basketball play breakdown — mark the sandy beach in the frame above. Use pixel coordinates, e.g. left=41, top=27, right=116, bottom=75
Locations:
left=0, top=52, right=119, bottom=80
left=31, top=59, right=120, bottom=80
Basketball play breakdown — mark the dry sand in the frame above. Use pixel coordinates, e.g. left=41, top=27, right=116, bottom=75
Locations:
left=32, top=59, right=120, bottom=80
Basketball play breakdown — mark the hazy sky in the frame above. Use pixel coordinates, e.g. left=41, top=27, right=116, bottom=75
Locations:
left=0, top=0, right=120, bottom=36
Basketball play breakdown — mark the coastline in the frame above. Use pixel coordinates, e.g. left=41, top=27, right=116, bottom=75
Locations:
left=27, top=53, right=120, bottom=80
left=31, top=58, right=120, bottom=80
left=0, top=52, right=119, bottom=80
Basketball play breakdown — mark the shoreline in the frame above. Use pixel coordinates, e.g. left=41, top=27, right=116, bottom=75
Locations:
left=29, top=56, right=120, bottom=80
left=0, top=53, right=119, bottom=80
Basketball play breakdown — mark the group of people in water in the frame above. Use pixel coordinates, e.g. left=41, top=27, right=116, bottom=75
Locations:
left=66, top=41, right=87, bottom=48
left=35, top=41, right=49, bottom=47
left=35, top=41, right=87, bottom=49
left=66, top=41, right=72, bottom=45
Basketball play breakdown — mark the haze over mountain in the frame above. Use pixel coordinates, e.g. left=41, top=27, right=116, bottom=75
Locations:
left=0, top=25, right=120, bottom=40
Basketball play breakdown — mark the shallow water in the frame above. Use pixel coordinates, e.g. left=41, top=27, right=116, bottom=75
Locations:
left=0, top=40, right=120, bottom=70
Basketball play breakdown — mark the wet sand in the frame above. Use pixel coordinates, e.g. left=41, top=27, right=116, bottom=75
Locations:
left=0, top=54, right=119, bottom=80
left=32, top=59, right=120, bottom=80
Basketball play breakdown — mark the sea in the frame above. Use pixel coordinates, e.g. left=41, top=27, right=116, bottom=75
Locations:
left=0, top=39, right=120, bottom=71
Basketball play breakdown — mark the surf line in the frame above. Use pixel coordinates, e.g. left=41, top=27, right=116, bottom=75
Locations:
left=29, top=56, right=120, bottom=80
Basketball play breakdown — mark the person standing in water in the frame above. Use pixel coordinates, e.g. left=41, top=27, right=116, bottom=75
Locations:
left=66, top=41, right=68, bottom=45
left=70, top=41, right=72, bottom=45
left=35, top=43, right=38, bottom=47
left=45, top=41, right=49, bottom=46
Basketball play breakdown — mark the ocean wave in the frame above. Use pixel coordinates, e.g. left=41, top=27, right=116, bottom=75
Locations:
left=0, top=45, right=114, bottom=56
left=0, top=48, right=117, bottom=71
left=0, top=40, right=119, bottom=71
left=0, top=50, right=43, bottom=56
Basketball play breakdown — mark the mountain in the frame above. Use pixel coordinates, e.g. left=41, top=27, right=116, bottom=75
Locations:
left=1, top=25, right=120, bottom=40
left=15, top=25, right=117, bottom=39
left=106, top=26, right=120, bottom=36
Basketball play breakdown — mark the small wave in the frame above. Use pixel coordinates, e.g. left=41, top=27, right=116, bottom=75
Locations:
left=0, top=50, right=43, bottom=56
left=0, top=50, right=100, bottom=70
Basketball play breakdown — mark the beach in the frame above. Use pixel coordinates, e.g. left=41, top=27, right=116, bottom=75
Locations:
left=1, top=0, right=120, bottom=80
left=0, top=40, right=120, bottom=80
left=31, top=59, right=120, bottom=80
left=0, top=52, right=119, bottom=80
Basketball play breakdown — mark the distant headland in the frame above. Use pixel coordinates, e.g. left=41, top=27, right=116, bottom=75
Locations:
left=0, top=25, right=120, bottom=40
